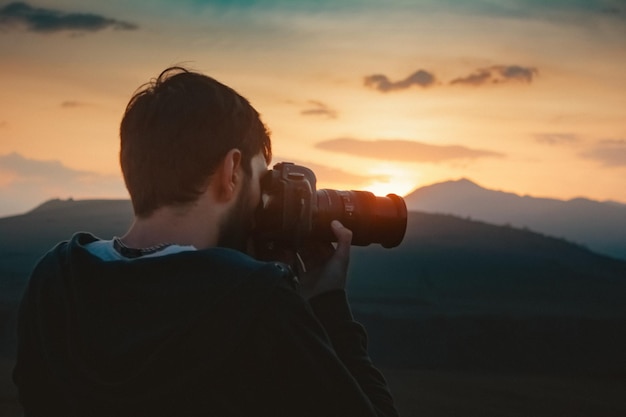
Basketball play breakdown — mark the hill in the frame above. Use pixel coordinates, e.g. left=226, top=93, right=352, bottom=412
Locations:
left=404, top=178, right=626, bottom=261
left=349, top=212, right=626, bottom=375
left=350, top=212, right=626, bottom=318
left=0, top=199, right=133, bottom=305
left=2, top=198, right=625, bottom=361
left=1, top=198, right=626, bottom=415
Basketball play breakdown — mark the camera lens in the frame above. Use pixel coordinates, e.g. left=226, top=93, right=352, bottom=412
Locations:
left=313, top=190, right=407, bottom=248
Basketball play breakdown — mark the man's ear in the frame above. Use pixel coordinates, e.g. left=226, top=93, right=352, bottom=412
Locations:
left=214, top=149, right=243, bottom=202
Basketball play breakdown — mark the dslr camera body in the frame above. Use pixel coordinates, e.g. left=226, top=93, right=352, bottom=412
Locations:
left=254, top=162, right=407, bottom=249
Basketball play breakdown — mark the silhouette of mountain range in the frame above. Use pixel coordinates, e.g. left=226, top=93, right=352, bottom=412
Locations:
left=0, top=195, right=625, bottom=417
left=348, top=211, right=626, bottom=375
left=404, top=178, right=626, bottom=261
left=1, top=198, right=625, bottom=374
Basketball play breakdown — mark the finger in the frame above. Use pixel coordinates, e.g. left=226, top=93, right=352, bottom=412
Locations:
left=297, top=241, right=334, bottom=268
left=331, top=220, right=352, bottom=260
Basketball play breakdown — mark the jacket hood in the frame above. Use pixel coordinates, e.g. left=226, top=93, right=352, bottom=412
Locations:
left=19, top=232, right=286, bottom=410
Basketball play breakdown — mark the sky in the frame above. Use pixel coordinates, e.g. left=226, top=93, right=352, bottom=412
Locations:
left=0, top=0, right=625, bottom=217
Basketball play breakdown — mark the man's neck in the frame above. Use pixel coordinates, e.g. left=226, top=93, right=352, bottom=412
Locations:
left=120, top=202, right=222, bottom=250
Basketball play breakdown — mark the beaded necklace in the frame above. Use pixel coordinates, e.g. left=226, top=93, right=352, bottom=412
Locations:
left=113, top=237, right=174, bottom=259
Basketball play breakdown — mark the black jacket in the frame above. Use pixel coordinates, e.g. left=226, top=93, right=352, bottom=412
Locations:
left=13, top=233, right=398, bottom=416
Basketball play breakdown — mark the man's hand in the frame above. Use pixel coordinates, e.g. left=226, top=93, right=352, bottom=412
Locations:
left=251, top=220, right=353, bottom=300
left=297, top=220, right=352, bottom=300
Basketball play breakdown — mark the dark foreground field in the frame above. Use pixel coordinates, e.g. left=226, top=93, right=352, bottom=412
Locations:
left=2, top=359, right=625, bottom=417
left=384, top=369, right=626, bottom=417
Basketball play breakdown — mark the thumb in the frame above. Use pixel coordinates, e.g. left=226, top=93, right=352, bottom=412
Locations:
left=331, top=220, right=352, bottom=260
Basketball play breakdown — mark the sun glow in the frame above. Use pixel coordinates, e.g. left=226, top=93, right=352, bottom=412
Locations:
left=364, top=179, right=417, bottom=198
left=361, top=164, right=419, bottom=197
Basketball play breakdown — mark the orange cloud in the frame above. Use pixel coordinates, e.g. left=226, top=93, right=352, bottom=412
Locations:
left=0, top=152, right=125, bottom=217
left=364, top=65, right=538, bottom=93
left=534, top=133, right=580, bottom=145
left=364, top=70, right=436, bottom=92
left=450, top=65, right=538, bottom=86
left=61, top=100, right=92, bottom=108
left=300, top=100, right=337, bottom=119
left=316, top=138, right=504, bottom=163
left=581, top=139, right=626, bottom=167
left=271, top=156, right=388, bottom=186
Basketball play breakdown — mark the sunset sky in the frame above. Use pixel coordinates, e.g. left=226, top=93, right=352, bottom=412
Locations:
left=0, top=0, right=625, bottom=217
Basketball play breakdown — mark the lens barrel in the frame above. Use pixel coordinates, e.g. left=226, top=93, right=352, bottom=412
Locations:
left=313, top=190, right=407, bottom=248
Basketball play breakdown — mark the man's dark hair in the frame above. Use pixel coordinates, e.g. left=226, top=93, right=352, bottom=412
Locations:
left=120, top=66, right=272, bottom=217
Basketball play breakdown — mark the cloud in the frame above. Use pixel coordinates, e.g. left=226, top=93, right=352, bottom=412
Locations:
left=0, top=152, right=126, bottom=217
left=534, top=133, right=580, bottom=145
left=601, top=5, right=623, bottom=15
left=364, top=69, right=436, bottom=92
left=364, top=65, right=538, bottom=93
left=450, top=65, right=538, bottom=86
left=0, top=2, right=138, bottom=33
left=270, top=157, right=388, bottom=187
left=0, top=152, right=89, bottom=180
left=61, top=100, right=92, bottom=108
left=300, top=100, right=337, bottom=119
left=580, top=139, right=626, bottom=167
left=427, top=0, right=626, bottom=25
left=316, top=138, right=504, bottom=163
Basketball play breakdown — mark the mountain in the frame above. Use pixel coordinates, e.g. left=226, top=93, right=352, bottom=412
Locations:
left=349, top=212, right=626, bottom=375
left=3, top=198, right=624, bottom=318
left=1, top=199, right=625, bottom=352
left=350, top=212, right=626, bottom=318
left=0, top=199, right=133, bottom=307
left=1, top=199, right=626, bottom=414
left=404, top=178, right=626, bottom=261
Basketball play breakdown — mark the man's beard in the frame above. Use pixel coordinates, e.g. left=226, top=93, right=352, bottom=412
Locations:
left=217, top=176, right=256, bottom=251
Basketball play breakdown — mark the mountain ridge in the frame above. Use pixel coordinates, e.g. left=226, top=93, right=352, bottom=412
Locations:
left=1, top=199, right=625, bottom=379
left=404, top=178, right=626, bottom=261
left=1, top=198, right=626, bottom=413
left=407, top=178, right=626, bottom=206
left=6, top=181, right=626, bottom=262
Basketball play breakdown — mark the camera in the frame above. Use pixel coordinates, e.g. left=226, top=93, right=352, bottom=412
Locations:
left=254, top=162, right=407, bottom=248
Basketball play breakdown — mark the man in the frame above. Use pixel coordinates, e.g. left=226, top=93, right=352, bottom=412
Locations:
left=13, top=67, right=399, bottom=416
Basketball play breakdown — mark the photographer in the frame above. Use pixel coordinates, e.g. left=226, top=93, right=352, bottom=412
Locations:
left=13, top=67, right=399, bottom=416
